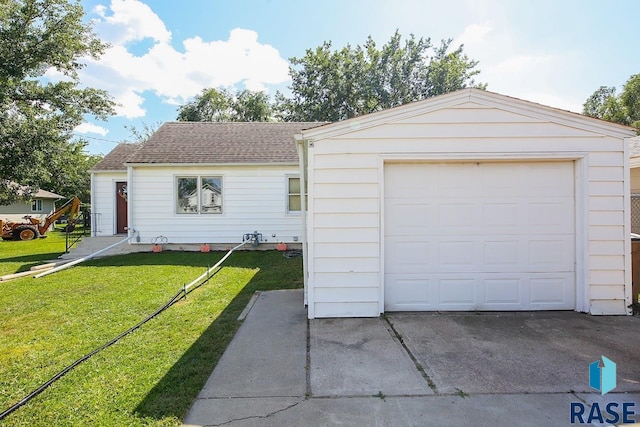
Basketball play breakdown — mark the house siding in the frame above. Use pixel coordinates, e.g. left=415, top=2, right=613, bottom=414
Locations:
left=0, top=198, right=56, bottom=223
left=129, top=165, right=302, bottom=244
left=305, top=100, right=631, bottom=318
left=92, top=171, right=127, bottom=236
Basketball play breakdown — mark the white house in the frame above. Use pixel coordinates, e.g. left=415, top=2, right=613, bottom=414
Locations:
left=296, top=89, right=637, bottom=318
left=91, top=122, right=324, bottom=245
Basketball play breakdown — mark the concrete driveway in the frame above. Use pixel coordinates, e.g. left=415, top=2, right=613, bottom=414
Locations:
left=185, top=290, right=640, bottom=426
left=388, top=311, right=640, bottom=395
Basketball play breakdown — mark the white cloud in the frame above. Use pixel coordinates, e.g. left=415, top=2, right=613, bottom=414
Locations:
left=80, top=2, right=290, bottom=118
left=92, top=0, right=171, bottom=44
left=451, top=21, right=494, bottom=51
left=75, top=122, right=109, bottom=136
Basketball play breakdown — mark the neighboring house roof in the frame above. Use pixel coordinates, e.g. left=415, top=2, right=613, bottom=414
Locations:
left=91, top=143, right=142, bottom=171
left=3, top=181, right=64, bottom=199
left=125, top=122, right=327, bottom=165
left=33, top=189, right=65, bottom=199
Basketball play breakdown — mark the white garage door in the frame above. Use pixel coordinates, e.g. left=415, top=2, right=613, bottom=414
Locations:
left=384, top=162, right=576, bottom=311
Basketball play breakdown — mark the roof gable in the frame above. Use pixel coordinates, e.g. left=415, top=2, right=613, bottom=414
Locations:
left=126, top=122, right=327, bottom=165
left=299, top=89, right=637, bottom=141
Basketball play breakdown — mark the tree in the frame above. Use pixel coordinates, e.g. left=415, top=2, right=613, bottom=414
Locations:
left=275, top=31, right=485, bottom=122
left=0, top=0, right=114, bottom=205
left=177, top=87, right=233, bottom=122
left=46, top=139, right=102, bottom=203
left=124, top=121, right=162, bottom=144
left=583, top=74, right=640, bottom=132
left=177, top=88, right=273, bottom=122
left=233, top=90, right=273, bottom=122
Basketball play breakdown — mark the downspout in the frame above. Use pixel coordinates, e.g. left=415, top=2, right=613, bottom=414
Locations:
left=295, top=134, right=308, bottom=306
left=90, top=172, right=96, bottom=237
left=127, top=165, right=134, bottom=241
left=623, top=137, right=632, bottom=313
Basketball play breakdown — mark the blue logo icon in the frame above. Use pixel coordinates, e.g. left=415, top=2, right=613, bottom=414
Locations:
left=589, top=356, right=616, bottom=395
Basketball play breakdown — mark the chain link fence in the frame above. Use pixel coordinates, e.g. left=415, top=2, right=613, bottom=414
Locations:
left=632, top=194, right=640, bottom=234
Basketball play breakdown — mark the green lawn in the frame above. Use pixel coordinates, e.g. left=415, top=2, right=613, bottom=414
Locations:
left=0, top=237, right=303, bottom=426
left=0, top=229, right=70, bottom=276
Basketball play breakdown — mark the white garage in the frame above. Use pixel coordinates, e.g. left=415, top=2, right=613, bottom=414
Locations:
left=297, top=89, right=637, bottom=319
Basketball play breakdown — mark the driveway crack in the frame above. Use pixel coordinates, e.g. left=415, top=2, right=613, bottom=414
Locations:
left=203, top=399, right=305, bottom=426
left=383, top=315, right=438, bottom=394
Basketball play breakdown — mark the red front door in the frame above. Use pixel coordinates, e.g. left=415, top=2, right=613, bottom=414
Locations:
left=116, top=181, right=128, bottom=234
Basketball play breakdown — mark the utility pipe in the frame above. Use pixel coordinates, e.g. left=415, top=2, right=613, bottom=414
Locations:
left=184, top=240, right=249, bottom=292
left=34, top=232, right=138, bottom=278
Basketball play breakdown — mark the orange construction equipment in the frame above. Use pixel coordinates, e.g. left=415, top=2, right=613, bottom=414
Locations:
left=1, top=196, right=81, bottom=241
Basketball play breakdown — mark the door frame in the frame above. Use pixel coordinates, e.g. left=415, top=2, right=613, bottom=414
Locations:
left=378, top=152, right=589, bottom=314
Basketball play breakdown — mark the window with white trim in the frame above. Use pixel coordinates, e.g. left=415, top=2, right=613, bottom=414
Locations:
left=31, top=199, right=42, bottom=212
left=287, top=176, right=307, bottom=213
left=176, top=176, right=222, bottom=214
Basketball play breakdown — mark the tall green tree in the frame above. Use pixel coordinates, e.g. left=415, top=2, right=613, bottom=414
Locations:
left=177, top=88, right=273, bottom=122
left=177, top=88, right=233, bottom=122
left=47, top=139, right=102, bottom=203
left=583, top=74, right=640, bottom=132
left=233, top=89, right=273, bottom=122
left=0, top=0, right=114, bottom=205
left=275, top=31, right=485, bottom=122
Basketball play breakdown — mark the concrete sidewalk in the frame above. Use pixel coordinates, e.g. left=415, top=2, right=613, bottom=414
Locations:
left=184, top=290, right=640, bottom=426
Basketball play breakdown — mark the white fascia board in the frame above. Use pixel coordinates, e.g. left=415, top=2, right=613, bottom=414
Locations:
left=125, top=162, right=299, bottom=168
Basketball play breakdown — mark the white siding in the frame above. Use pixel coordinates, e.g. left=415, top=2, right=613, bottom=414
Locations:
left=129, top=165, right=303, bottom=244
left=305, top=100, right=632, bottom=318
left=92, top=171, right=126, bottom=236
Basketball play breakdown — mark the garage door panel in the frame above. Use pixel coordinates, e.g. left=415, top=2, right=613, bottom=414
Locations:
left=385, top=201, right=436, bottom=234
left=483, top=240, right=520, bottom=266
left=385, top=239, right=432, bottom=269
left=484, top=278, right=522, bottom=304
left=437, top=163, right=481, bottom=195
left=384, top=272, right=575, bottom=311
left=528, top=236, right=575, bottom=268
left=386, top=199, right=573, bottom=236
left=386, top=236, right=574, bottom=274
left=439, top=278, right=476, bottom=305
left=384, top=161, right=576, bottom=311
left=385, top=275, right=433, bottom=308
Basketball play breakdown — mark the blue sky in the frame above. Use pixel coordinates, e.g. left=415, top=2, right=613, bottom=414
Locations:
left=70, top=0, right=640, bottom=155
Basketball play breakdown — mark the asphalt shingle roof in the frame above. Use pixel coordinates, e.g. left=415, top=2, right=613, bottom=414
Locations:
left=91, top=143, right=142, bottom=171
left=3, top=181, right=64, bottom=199
left=125, top=122, right=328, bottom=165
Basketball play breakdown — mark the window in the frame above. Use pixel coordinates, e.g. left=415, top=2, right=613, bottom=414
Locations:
left=31, top=199, right=42, bottom=212
left=287, top=176, right=307, bottom=213
left=176, top=176, right=222, bottom=214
